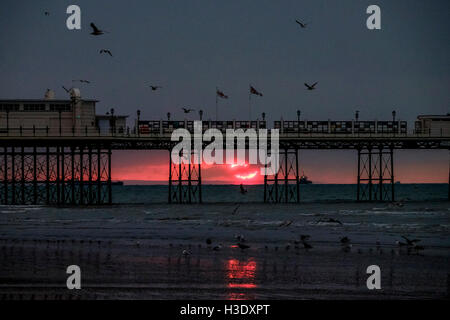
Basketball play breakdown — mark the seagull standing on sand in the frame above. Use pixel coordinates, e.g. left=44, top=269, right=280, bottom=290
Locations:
left=300, top=235, right=310, bottom=241
left=299, top=234, right=313, bottom=249
left=279, top=220, right=293, bottom=227
left=396, top=240, right=407, bottom=247
left=237, top=243, right=250, bottom=250
left=303, top=241, right=313, bottom=249
left=340, top=236, right=352, bottom=252
left=316, top=218, right=342, bottom=225
left=340, top=236, right=351, bottom=244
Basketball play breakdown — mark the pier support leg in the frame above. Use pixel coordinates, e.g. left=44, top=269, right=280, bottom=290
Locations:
left=0, top=144, right=112, bottom=205
left=0, top=147, right=6, bottom=205
left=357, top=146, right=394, bottom=202
left=264, top=148, right=300, bottom=203
left=168, top=148, right=202, bottom=204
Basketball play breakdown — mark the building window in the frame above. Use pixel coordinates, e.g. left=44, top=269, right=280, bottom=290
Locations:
left=23, top=104, right=45, bottom=111
left=0, top=104, right=20, bottom=111
left=49, top=104, right=71, bottom=112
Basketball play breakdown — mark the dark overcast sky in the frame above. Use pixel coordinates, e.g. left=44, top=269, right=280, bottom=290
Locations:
left=0, top=0, right=448, bottom=182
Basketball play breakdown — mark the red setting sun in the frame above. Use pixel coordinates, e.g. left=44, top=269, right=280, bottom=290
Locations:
left=229, top=163, right=261, bottom=183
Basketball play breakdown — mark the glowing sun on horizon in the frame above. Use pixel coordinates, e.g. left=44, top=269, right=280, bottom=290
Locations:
left=229, top=163, right=258, bottom=181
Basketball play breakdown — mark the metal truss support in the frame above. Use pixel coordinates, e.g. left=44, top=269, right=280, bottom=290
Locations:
left=168, top=149, right=202, bottom=204
left=264, top=148, right=300, bottom=203
left=0, top=145, right=112, bottom=205
left=357, top=147, right=394, bottom=202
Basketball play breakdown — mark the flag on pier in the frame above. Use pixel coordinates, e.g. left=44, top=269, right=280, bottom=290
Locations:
left=215, top=87, right=229, bottom=121
left=248, top=85, right=263, bottom=120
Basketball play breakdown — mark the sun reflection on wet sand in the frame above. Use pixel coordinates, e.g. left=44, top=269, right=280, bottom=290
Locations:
left=226, top=258, right=257, bottom=300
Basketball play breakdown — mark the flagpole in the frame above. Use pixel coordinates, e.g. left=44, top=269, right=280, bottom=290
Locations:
left=248, top=85, right=252, bottom=120
left=216, top=87, right=218, bottom=121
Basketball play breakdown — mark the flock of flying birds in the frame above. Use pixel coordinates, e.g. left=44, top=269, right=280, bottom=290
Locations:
left=43, top=11, right=319, bottom=115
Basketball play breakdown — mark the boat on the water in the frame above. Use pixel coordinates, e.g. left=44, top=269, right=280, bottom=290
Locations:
left=300, top=171, right=312, bottom=184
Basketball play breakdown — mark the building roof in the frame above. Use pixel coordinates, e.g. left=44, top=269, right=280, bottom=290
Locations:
left=96, top=114, right=129, bottom=119
left=0, top=99, right=99, bottom=103
left=417, top=114, right=450, bottom=120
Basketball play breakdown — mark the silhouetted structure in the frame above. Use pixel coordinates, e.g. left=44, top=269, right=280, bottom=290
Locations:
left=1, top=96, right=449, bottom=204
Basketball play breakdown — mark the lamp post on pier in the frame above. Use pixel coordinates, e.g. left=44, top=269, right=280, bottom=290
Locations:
left=110, top=108, right=115, bottom=135
left=392, top=110, right=397, bottom=136
left=137, top=109, right=141, bottom=136
left=6, top=107, right=10, bottom=135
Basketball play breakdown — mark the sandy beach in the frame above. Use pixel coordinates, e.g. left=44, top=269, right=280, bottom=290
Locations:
left=0, top=202, right=449, bottom=300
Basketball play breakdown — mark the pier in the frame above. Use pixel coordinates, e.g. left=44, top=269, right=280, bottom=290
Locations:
left=0, top=117, right=449, bottom=205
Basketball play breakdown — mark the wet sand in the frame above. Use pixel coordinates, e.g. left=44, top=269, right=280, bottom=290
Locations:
left=0, top=203, right=449, bottom=299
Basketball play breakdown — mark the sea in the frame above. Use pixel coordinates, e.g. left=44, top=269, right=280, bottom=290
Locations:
left=113, top=183, right=449, bottom=203
left=0, top=183, right=449, bottom=299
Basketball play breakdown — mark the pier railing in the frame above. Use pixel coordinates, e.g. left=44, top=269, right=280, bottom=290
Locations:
left=0, top=123, right=449, bottom=138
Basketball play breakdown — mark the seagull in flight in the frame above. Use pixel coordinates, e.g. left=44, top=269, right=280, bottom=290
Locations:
left=401, top=236, right=421, bottom=246
left=149, top=85, right=163, bottom=91
left=304, top=82, right=318, bottom=90
left=182, top=107, right=195, bottom=113
left=90, top=22, right=107, bottom=36
left=240, top=184, right=248, bottom=195
left=295, top=20, right=307, bottom=28
left=99, top=49, right=113, bottom=57
left=72, top=79, right=90, bottom=84
left=44, top=11, right=50, bottom=16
